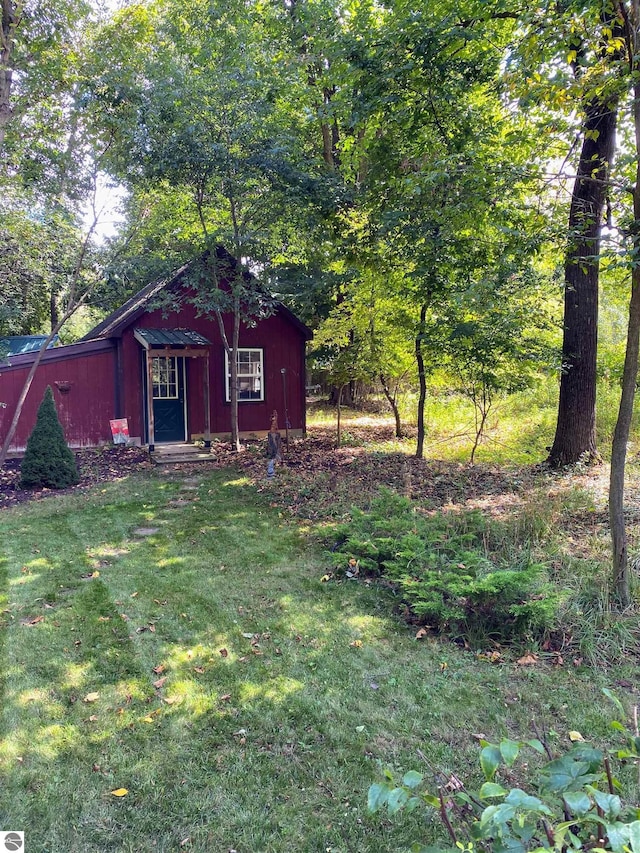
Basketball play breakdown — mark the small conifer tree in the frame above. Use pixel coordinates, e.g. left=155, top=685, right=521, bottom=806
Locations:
left=20, top=386, right=79, bottom=489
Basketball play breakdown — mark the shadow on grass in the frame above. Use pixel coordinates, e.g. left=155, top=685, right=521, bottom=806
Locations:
left=0, top=469, right=632, bottom=853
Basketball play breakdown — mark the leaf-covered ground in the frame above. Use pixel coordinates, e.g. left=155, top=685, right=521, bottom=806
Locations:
left=0, top=446, right=153, bottom=509
left=0, top=420, right=614, bottom=536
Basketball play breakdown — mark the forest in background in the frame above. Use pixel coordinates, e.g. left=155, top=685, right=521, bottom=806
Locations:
left=4, top=0, right=640, bottom=601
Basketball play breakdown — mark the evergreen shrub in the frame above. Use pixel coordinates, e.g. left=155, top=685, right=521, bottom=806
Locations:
left=20, top=386, right=79, bottom=489
left=328, top=489, right=561, bottom=643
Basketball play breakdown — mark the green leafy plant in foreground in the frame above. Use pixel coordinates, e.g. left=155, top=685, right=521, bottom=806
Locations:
left=329, top=490, right=561, bottom=642
left=369, top=689, right=640, bottom=853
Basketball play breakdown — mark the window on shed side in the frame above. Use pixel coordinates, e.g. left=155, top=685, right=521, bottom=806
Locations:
left=225, top=348, right=264, bottom=401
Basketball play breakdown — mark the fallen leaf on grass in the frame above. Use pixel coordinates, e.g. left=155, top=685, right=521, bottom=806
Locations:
left=20, top=615, right=44, bottom=626
left=193, top=666, right=205, bottom=674
left=152, top=664, right=165, bottom=675
left=219, top=648, right=229, bottom=658
left=163, top=696, right=181, bottom=705
left=87, top=714, right=98, bottom=722
left=569, top=730, right=585, bottom=742
left=97, top=616, right=110, bottom=622
left=516, top=653, right=538, bottom=666
left=350, top=640, right=363, bottom=648
left=83, top=692, right=100, bottom=703
left=153, top=677, right=167, bottom=689
left=219, top=693, right=232, bottom=702
left=110, top=788, right=128, bottom=797
left=415, top=628, right=429, bottom=640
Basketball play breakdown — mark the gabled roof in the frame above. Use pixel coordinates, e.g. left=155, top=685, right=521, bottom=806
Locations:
left=81, top=260, right=193, bottom=342
left=82, top=247, right=312, bottom=342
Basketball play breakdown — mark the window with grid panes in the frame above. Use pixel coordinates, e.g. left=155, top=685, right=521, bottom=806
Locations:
left=225, top=348, right=264, bottom=401
left=152, top=357, right=178, bottom=398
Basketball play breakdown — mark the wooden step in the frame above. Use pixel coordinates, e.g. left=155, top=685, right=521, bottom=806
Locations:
left=150, top=444, right=215, bottom=464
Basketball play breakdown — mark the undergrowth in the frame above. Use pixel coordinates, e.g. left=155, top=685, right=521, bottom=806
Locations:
left=326, top=489, right=563, bottom=646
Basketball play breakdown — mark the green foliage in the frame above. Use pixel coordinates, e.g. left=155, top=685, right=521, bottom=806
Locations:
left=369, top=690, right=640, bottom=853
left=328, top=490, right=560, bottom=642
left=20, top=386, right=79, bottom=489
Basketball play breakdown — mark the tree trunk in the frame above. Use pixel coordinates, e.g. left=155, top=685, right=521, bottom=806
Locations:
left=0, top=302, right=83, bottom=464
left=609, top=21, right=640, bottom=608
left=610, top=262, right=640, bottom=609
left=336, top=382, right=345, bottom=447
left=0, top=208, right=97, bottom=466
left=380, top=373, right=403, bottom=438
left=547, top=98, right=618, bottom=466
left=230, top=293, right=241, bottom=452
left=0, top=0, right=18, bottom=150
left=415, top=303, right=428, bottom=459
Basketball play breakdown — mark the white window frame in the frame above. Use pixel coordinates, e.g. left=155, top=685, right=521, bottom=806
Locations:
left=225, top=348, right=264, bottom=402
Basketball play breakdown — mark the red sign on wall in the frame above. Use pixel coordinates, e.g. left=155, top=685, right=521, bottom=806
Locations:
left=109, top=418, right=130, bottom=445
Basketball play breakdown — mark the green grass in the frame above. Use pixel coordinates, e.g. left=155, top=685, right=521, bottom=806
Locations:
left=311, top=375, right=640, bottom=465
left=0, top=468, right=638, bottom=852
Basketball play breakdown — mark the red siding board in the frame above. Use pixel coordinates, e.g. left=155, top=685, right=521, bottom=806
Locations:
left=0, top=346, right=116, bottom=452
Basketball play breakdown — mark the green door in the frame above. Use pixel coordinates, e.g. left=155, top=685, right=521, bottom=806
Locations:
left=152, top=356, right=186, bottom=443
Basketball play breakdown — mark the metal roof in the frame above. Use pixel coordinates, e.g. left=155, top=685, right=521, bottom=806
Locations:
left=0, top=335, right=60, bottom=357
left=134, top=328, right=211, bottom=348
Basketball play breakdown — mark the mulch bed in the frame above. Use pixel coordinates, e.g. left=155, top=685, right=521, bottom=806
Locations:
left=0, top=446, right=154, bottom=509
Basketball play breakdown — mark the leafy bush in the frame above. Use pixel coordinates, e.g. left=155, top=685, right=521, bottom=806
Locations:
left=328, top=489, right=561, bottom=642
left=369, top=689, right=640, bottom=853
left=21, top=385, right=79, bottom=489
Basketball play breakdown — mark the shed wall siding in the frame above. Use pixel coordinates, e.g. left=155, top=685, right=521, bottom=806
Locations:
left=0, top=348, right=116, bottom=452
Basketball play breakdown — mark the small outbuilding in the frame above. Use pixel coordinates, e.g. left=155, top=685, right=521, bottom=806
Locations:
left=0, top=249, right=312, bottom=453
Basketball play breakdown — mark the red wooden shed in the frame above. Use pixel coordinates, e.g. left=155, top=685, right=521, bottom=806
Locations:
left=0, top=249, right=312, bottom=454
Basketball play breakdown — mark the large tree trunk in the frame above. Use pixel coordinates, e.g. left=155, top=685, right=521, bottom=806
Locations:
left=547, top=98, right=618, bottom=467
left=415, top=303, right=428, bottom=459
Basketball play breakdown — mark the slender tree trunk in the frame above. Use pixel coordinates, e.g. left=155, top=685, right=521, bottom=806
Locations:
left=380, top=373, right=403, bottom=438
left=0, top=208, right=97, bottom=466
left=415, top=303, right=428, bottom=459
left=547, top=100, right=618, bottom=466
left=610, top=264, right=640, bottom=609
left=336, top=382, right=345, bottom=447
left=610, top=8, right=640, bottom=608
left=0, top=0, right=19, bottom=150
left=0, top=298, right=87, bottom=463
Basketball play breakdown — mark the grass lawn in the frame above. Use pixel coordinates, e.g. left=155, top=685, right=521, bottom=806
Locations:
left=0, top=454, right=638, bottom=852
